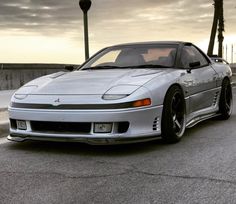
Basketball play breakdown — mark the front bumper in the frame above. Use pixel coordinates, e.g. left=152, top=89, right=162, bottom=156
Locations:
left=8, top=105, right=163, bottom=145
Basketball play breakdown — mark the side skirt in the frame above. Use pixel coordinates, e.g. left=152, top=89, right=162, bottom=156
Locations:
left=186, top=112, right=220, bottom=128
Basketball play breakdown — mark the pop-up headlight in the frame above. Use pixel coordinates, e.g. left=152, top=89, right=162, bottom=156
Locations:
left=14, top=85, right=38, bottom=100
left=102, top=85, right=140, bottom=100
left=102, top=94, right=128, bottom=100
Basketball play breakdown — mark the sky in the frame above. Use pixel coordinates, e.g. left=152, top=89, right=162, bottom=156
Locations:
left=0, top=0, right=235, bottom=64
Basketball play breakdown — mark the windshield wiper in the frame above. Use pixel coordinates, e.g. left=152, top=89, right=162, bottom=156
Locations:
left=82, top=65, right=122, bottom=70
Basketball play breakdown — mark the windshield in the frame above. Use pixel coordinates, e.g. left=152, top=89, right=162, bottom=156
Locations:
left=80, top=44, right=178, bottom=70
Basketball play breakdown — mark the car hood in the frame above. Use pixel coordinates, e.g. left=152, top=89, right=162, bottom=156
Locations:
left=26, top=69, right=171, bottom=95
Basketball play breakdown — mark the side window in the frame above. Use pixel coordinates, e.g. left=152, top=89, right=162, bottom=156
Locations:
left=180, top=46, right=208, bottom=68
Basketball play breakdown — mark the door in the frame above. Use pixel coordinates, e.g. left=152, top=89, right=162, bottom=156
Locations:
left=179, top=45, right=218, bottom=114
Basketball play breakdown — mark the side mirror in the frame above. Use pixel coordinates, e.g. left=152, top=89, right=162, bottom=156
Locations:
left=187, top=61, right=201, bottom=73
left=65, top=65, right=75, bottom=72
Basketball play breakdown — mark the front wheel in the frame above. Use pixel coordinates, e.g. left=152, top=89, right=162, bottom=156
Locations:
left=219, top=79, right=233, bottom=120
left=161, top=85, right=186, bottom=143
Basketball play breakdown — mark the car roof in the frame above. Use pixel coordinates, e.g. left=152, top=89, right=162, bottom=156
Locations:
left=110, top=41, right=191, bottom=47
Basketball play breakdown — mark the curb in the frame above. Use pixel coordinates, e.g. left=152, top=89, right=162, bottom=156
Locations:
left=0, top=108, right=7, bottom=112
left=0, top=121, right=9, bottom=138
left=0, top=109, right=9, bottom=138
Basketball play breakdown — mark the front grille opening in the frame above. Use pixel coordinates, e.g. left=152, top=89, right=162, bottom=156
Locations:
left=10, top=119, right=17, bottom=130
left=31, top=121, right=91, bottom=134
left=117, top=122, right=129, bottom=133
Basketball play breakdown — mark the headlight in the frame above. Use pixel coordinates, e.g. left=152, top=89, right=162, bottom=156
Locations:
left=14, top=94, right=28, bottom=100
left=102, top=85, right=140, bottom=100
left=102, top=94, right=128, bottom=100
left=14, top=85, right=38, bottom=100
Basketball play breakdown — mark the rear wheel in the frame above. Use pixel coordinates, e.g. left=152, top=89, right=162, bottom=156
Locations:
left=161, top=85, right=186, bottom=143
left=219, top=79, right=232, bottom=120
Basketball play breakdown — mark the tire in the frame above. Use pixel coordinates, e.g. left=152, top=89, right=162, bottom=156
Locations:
left=161, top=85, right=186, bottom=143
left=219, top=79, right=233, bottom=120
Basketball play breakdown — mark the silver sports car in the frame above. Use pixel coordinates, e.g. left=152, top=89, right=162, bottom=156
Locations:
left=8, top=41, right=233, bottom=144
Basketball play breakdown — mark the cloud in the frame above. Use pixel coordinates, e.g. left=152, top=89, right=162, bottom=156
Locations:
left=0, top=0, right=235, bottom=38
left=0, top=0, right=82, bottom=35
left=0, top=0, right=235, bottom=63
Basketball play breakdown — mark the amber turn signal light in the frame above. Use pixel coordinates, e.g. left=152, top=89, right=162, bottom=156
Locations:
left=132, top=98, right=151, bottom=107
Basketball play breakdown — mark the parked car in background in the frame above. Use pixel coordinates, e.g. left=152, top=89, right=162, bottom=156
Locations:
left=8, top=41, right=233, bottom=144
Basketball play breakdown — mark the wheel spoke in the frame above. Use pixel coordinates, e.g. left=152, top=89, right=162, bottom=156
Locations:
left=226, top=103, right=230, bottom=111
left=174, top=119, right=181, bottom=129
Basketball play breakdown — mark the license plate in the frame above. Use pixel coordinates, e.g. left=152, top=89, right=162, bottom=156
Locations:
left=16, top=120, right=27, bottom=130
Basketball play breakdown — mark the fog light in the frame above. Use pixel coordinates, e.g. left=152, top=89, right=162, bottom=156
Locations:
left=94, top=123, right=112, bottom=133
left=16, top=120, right=27, bottom=130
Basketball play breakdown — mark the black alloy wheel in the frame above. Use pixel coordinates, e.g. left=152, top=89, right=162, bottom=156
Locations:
left=161, top=85, right=186, bottom=143
left=219, top=79, right=233, bottom=120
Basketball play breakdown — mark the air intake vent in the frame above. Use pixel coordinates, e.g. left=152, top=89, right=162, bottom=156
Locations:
left=153, top=117, right=159, bottom=131
left=31, top=121, right=91, bottom=134
left=117, top=122, right=129, bottom=133
left=212, top=91, right=219, bottom=106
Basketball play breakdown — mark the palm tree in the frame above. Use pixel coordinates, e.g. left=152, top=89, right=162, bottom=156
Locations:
left=218, top=0, right=224, bottom=58
left=207, top=0, right=220, bottom=56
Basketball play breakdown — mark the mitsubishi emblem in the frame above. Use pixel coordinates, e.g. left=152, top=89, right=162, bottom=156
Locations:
left=54, top=98, right=60, bottom=103
left=53, top=98, right=61, bottom=106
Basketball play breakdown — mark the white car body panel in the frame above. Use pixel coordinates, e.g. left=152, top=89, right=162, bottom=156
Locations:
left=7, top=41, right=232, bottom=144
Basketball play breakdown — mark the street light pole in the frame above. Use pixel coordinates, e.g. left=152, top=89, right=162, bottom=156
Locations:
left=79, top=0, right=91, bottom=60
